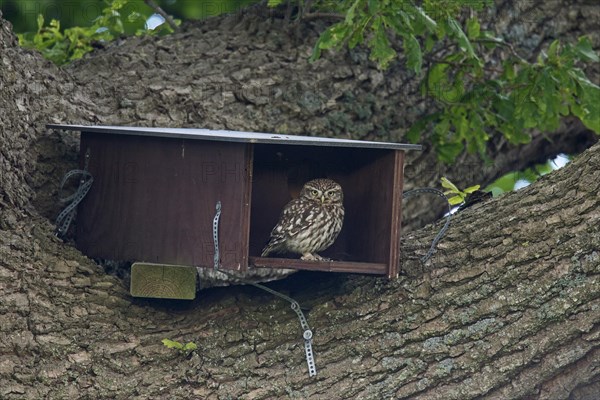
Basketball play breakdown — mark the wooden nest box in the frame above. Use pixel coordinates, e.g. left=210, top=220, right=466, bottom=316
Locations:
left=48, top=124, right=421, bottom=296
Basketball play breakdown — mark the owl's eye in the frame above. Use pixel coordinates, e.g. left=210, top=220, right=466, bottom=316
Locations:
left=311, top=189, right=319, bottom=196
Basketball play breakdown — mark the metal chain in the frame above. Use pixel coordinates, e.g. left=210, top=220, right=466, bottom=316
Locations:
left=402, top=188, right=452, bottom=262
left=211, top=201, right=317, bottom=377
left=212, top=201, right=222, bottom=270
left=245, top=283, right=315, bottom=376
left=55, top=169, right=94, bottom=237
left=56, top=149, right=93, bottom=237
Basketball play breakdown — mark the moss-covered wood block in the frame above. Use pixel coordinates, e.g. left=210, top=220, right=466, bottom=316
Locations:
left=130, top=262, right=196, bottom=300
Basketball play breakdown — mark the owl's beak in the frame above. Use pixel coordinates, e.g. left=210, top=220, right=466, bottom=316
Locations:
left=321, top=195, right=325, bottom=203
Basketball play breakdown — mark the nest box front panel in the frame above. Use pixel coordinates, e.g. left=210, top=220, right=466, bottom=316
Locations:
left=77, top=132, right=251, bottom=270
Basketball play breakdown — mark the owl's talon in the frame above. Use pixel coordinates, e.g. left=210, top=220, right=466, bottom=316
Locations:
left=300, top=253, right=330, bottom=262
left=301, top=253, right=317, bottom=261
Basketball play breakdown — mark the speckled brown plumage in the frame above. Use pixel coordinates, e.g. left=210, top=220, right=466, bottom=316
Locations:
left=261, top=178, right=344, bottom=261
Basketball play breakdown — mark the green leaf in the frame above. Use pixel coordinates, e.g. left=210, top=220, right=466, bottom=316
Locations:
left=428, top=63, right=448, bottom=87
left=406, top=124, right=423, bottom=144
left=347, top=26, right=365, bottom=49
left=162, top=338, right=183, bottom=350
left=464, top=185, right=481, bottom=193
left=369, top=17, right=396, bottom=68
left=368, top=0, right=379, bottom=14
left=318, top=24, right=349, bottom=50
left=413, top=6, right=438, bottom=32
left=437, top=142, right=463, bottom=162
left=575, top=36, right=599, bottom=62
left=128, top=12, right=144, bottom=23
left=345, top=0, right=362, bottom=24
left=568, top=68, right=600, bottom=132
left=447, top=195, right=464, bottom=205
left=446, top=17, right=476, bottom=58
left=183, top=342, right=198, bottom=352
left=433, top=115, right=451, bottom=136
left=424, top=35, right=435, bottom=52
left=547, top=39, right=561, bottom=63
left=466, top=17, right=480, bottom=39
left=110, top=0, right=128, bottom=10
left=441, top=177, right=460, bottom=193
left=504, top=60, right=516, bottom=80
left=569, top=69, right=600, bottom=90
left=427, top=63, right=452, bottom=101
left=407, top=114, right=438, bottom=143
left=403, top=34, right=422, bottom=73
left=310, top=23, right=350, bottom=62
left=37, top=14, right=44, bottom=32
left=579, top=89, right=600, bottom=132
left=455, top=109, right=469, bottom=138
left=310, top=42, right=322, bottom=62
left=49, top=19, right=60, bottom=32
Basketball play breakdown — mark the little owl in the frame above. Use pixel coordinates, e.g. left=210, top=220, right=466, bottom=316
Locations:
left=261, top=178, right=344, bottom=261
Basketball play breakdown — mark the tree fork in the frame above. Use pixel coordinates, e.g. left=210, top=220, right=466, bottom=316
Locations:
left=1, top=2, right=599, bottom=398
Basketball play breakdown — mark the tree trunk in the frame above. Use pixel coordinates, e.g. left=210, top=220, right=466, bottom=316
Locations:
left=0, top=2, right=599, bottom=399
left=2, top=141, right=599, bottom=400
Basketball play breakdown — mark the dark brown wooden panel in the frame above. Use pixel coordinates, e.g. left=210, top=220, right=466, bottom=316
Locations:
left=77, top=132, right=251, bottom=270
left=388, top=150, right=405, bottom=279
left=249, top=257, right=387, bottom=275
left=334, top=149, right=397, bottom=266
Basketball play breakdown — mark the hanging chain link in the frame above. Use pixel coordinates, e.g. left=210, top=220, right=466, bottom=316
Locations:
left=212, top=201, right=222, bottom=270
left=56, top=149, right=93, bottom=237
left=402, top=187, right=452, bottom=262
left=211, top=201, right=317, bottom=377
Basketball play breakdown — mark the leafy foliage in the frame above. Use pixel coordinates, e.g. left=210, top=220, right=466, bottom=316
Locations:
left=17, top=0, right=180, bottom=65
left=267, top=0, right=600, bottom=162
left=418, top=35, right=600, bottom=162
left=306, top=0, right=490, bottom=72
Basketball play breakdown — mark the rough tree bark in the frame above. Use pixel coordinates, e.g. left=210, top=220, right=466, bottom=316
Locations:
left=28, top=0, right=600, bottom=227
left=0, top=1, right=599, bottom=399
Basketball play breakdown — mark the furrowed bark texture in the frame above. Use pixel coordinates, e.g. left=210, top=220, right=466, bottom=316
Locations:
left=0, top=1, right=599, bottom=399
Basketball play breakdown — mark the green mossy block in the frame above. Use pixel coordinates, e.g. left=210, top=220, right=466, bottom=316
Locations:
left=130, top=262, right=196, bottom=300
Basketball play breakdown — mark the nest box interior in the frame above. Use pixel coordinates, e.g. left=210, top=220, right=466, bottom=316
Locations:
left=47, top=124, right=421, bottom=280
left=249, top=144, right=405, bottom=276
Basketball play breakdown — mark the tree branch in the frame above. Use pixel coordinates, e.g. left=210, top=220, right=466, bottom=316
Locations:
left=473, top=37, right=529, bottom=64
left=302, top=12, right=345, bottom=21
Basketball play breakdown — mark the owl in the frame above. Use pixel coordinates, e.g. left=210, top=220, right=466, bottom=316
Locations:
left=261, top=178, right=344, bottom=261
